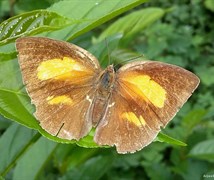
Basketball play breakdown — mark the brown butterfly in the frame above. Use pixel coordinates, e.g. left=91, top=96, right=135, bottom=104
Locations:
left=16, top=37, right=199, bottom=153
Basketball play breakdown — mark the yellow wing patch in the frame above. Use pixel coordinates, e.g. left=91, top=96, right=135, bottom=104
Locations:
left=37, top=57, right=92, bottom=81
left=121, top=112, right=146, bottom=126
left=122, top=75, right=166, bottom=108
left=46, top=95, right=73, bottom=105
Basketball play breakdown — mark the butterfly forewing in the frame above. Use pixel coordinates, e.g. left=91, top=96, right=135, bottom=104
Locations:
left=95, top=61, right=200, bottom=153
left=16, top=37, right=101, bottom=140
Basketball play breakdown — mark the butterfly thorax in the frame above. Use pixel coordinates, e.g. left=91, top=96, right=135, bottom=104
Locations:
left=97, top=65, right=115, bottom=96
left=92, top=65, right=115, bottom=126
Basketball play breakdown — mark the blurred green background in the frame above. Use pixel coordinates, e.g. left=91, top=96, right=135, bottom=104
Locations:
left=0, top=0, right=214, bottom=179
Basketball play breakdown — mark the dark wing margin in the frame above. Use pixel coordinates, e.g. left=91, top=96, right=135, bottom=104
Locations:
left=94, top=61, right=199, bottom=153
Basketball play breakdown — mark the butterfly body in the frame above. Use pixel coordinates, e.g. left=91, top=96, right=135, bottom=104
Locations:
left=16, top=37, right=200, bottom=153
left=89, top=65, right=115, bottom=126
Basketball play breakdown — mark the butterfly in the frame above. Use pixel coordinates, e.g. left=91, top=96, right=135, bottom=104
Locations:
left=16, top=37, right=200, bottom=153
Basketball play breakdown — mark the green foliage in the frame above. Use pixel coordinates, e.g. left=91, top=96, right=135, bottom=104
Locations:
left=0, top=123, right=38, bottom=176
left=94, top=7, right=165, bottom=45
left=156, top=132, right=187, bottom=146
left=60, top=155, right=114, bottom=180
left=0, top=10, right=73, bottom=45
left=0, top=56, right=38, bottom=129
left=0, top=0, right=214, bottom=179
left=46, top=0, right=148, bottom=41
left=204, top=0, right=214, bottom=12
left=189, top=139, right=214, bottom=162
left=13, top=137, right=57, bottom=180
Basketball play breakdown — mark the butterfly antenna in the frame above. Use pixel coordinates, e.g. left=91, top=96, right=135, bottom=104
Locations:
left=105, top=38, right=111, bottom=65
left=114, top=54, right=145, bottom=69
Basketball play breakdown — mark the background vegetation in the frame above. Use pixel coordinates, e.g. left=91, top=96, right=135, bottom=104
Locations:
left=0, top=0, right=214, bottom=179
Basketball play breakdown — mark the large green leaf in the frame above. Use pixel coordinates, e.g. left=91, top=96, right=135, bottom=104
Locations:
left=0, top=10, right=73, bottom=45
left=46, top=0, right=147, bottom=40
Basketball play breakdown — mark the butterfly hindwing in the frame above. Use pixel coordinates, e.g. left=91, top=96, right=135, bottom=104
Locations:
left=95, top=61, right=199, bottom=153
left=16, top=37, right=100, bottom=140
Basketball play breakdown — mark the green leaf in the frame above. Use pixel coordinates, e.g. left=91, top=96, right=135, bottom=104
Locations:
left=0, top=10, right=73, bottom=45
left=181, top=109, right=207, bottom=131
left=189, top=139, right=214, bottom=162
left=0, top=115, right=11, bottom=130
left=0, top=123, right=39, bottom=176
left=14, top=0, right=53, bottom=13
left=0, top=57, right=39, bottom=129
left=0, top=1, right=10, bottom=20
left=76, top=129, right=100, bottom=148
left=204, top=0, right=214, bottom=12
left=13, top=137, right=57, bottom=180
left=180, top=159, right=208, bottom=180
left=46, top=0, right=147, bottom=40
left=156, top=132, right=187, bottom=146
left=0, top=42, right=16, bottom=54
left=94, top=7, right=165, bottom=45
left=143, top=162, right=172, bottom=180
left=60, top=155, right=114, bottom=180
left=55, top=144, right=99, bottom=173
left=195, top=66, right=214, bottom=86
